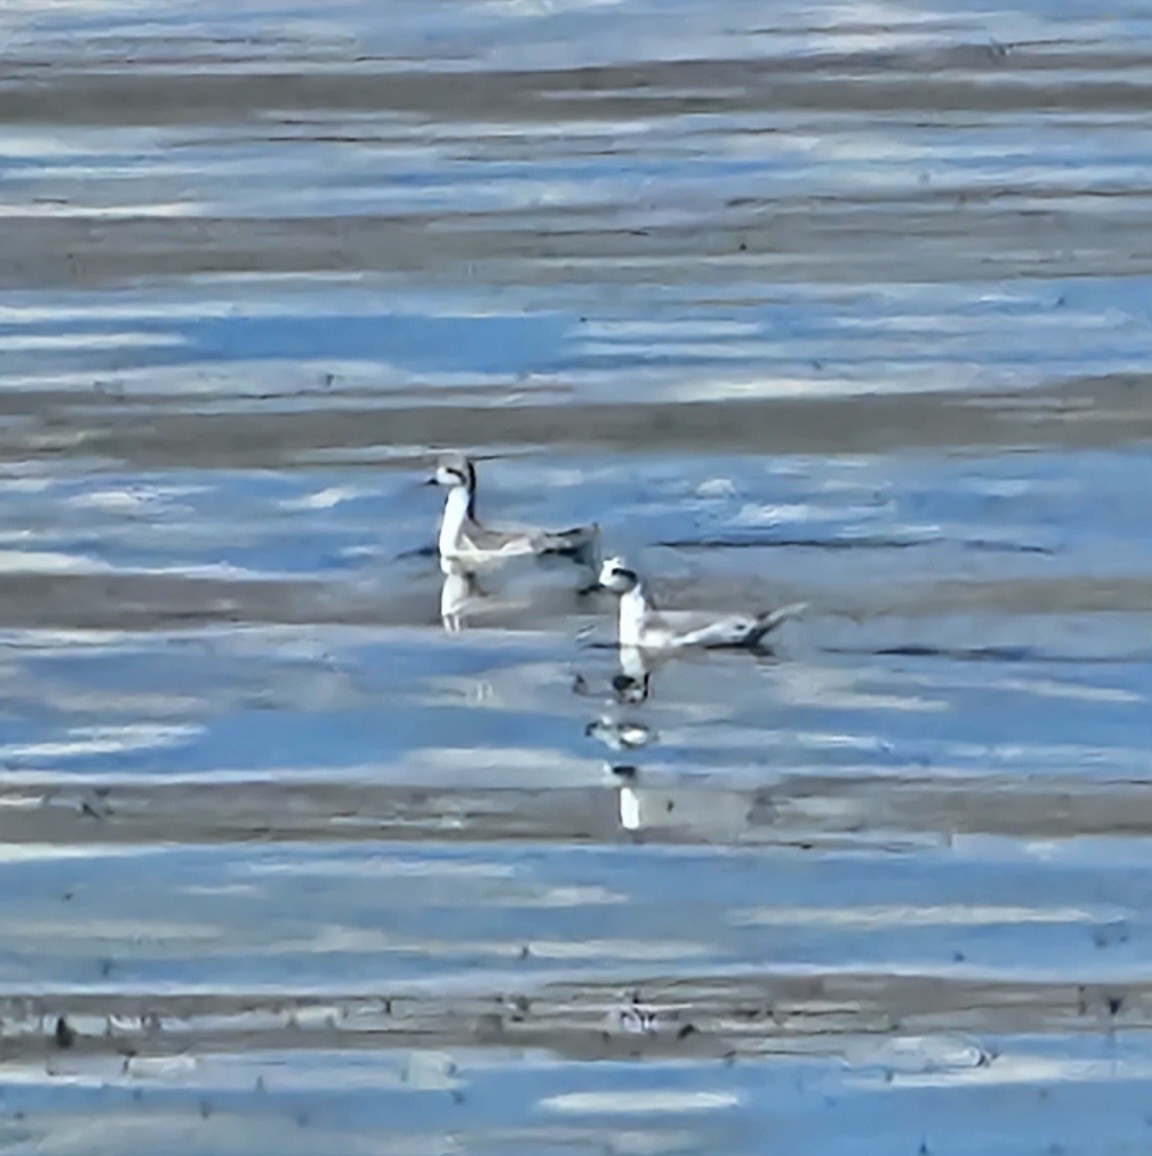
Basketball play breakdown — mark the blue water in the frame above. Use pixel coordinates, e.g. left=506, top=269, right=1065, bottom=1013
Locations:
left=2, top=0, right=1152, bottom=1152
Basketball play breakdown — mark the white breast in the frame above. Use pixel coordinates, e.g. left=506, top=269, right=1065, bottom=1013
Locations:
left=438, top=486, right=472, bottom=559
left=617, top=586, right=649, bottom=648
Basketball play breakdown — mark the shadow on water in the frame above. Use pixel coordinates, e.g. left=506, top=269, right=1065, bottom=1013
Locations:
left=3, top=0, right=1152, bottom=1151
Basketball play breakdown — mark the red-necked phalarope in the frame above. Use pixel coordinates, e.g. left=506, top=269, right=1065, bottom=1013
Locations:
left=430, top=454, right=599, bottom=572
left=597, top=556, right=806, bottom=651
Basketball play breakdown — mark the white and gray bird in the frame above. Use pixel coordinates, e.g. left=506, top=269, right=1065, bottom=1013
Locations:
left=430, top=454, right=599, bottom=572
left=597, top=556, right=806, bottom=651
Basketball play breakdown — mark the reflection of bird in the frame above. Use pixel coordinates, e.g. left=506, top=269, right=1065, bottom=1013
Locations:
left=429, top=454, right=599, bottom=572
left=597, top=557, right=806, bottom=651
left=613, top=645, right=658, bottom=703
left=613, top=995, right=658, bottom=1035
left=618, top=783, right=644, bottom=832
left=439, top=562, right=484, bottom=634
left=585, top=716, right=657, bottom=752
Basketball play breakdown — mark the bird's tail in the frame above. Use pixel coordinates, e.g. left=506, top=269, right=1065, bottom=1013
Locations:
left=747, top=601, right=809, bottom=648
left=536, top=522, right=601, bottom=564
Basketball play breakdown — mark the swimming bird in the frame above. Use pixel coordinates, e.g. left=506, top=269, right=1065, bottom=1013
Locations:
left=597, top=556, right=806, bottom=651
left=430, top=454, right=599, bottom=572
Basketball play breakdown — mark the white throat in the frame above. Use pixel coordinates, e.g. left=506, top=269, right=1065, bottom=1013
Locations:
left=617, top=584, right=649, bottom=648
left=438, top=485, right=473, bottom=557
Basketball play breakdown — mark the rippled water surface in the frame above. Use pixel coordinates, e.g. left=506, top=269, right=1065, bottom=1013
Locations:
left=4, top=0, right=1152, bottom=1151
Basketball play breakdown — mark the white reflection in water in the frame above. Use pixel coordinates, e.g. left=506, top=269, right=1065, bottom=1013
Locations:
left=399, top=744, right=596, bottom=790
left=279, top=485, right=378, bottom=511
left=848, top=1033, right=991, bottom=1074
left=580, top=319, right=761, bottom=340
left=773, top=665, right=948, bottom=713
left=521, top=938, right=712, bottom=961
left=730, top=500, right=854, bottom=526
left=731, top=903, right=1108, bottom=929
left=242, top=856, right=517, bottom=880
left=0, top=549, right=111, bottom=574
left=439, top=563, right=489, bottom=634
left=945, top=674, right=1142, bottom=705
left=855, top=1051, right=1152, bottom=1090
left=617, top=784, right=761, bottom=838
left=619, top=784, right=643, bottom=832
left=0, top=202, right=194, bottom=219
left=0, top=723, right=201, bottom=761
left=586, top=716, right=657, bottom=752
left=541, top=1090, right=741, bottom=1114
left=17, top=917, right=222, bottom=945
left=0, top=843, right=155, bottom=864
left=68, top=486, right=190, bottom=514
left=0, top=331, right=184, bottom=352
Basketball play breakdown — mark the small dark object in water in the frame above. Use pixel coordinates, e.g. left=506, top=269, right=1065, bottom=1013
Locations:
left=54, top=1016, right=75, bottom=1049
left=1093, top=923, right=1130, bottom=950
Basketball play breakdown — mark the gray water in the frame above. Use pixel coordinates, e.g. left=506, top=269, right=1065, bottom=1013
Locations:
left=3, top=0, right=1152, bottom=1151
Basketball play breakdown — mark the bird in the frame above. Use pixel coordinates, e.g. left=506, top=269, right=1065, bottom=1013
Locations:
left=596, top=556, right=806, bottom=651
left=429, top=454, right=599, bottom=572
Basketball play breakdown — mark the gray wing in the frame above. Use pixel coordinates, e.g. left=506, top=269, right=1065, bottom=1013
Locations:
left=460, top=519, right=597, bottom=560
left=658, top=602, right=808, bottom=649
left=456, top=520, right=537, bottom=558
left=665, top=613, right=762, bottom=648
left=530, top=522, right=600, bottom=561
left=644, top=609, right=750, bottom=648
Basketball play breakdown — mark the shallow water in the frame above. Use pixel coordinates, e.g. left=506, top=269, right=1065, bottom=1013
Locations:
left=3, top=0, right=1152, bottom=1152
